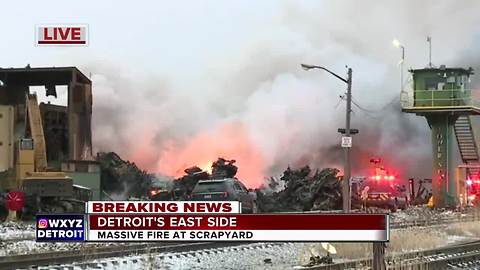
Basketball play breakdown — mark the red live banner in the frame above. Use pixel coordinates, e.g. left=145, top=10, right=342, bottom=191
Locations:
left=87, top=214, right=389, bottom=242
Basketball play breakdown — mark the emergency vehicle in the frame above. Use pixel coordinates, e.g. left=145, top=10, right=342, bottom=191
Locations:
left=352, top=158, right=408, bottom=211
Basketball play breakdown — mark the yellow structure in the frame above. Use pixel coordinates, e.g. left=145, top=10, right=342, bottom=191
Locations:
left=25, top=94, right=48, bottom=172
left=0, top=105, right=14, bottom=172
left=15, top=139, right=35, bottom=189
left=427, top=196, right=434, bottom=208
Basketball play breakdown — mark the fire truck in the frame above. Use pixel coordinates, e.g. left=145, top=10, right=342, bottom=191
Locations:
left=455, top=165, right=480, bottom=208
left=467, top=178, right=480, bottom=206
left=352, top=159, right=408, bottom=211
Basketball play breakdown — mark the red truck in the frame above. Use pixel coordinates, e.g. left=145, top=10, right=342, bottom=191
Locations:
left=352, top=159, right=409, bottom=211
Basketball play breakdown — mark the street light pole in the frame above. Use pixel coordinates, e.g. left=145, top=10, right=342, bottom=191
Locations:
left=400, top=46, right=404, bottom=91
left=393, top=39, right=405, bottom=92
left=301, top=63, right=353, bottom=213
left=344, top=67, right=352, bottom=213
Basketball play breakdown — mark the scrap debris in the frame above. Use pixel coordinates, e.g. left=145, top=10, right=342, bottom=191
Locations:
left=98, top=153, right=345, bottom=212
left=256, top=166, right=343, bottom=212
left=171, top=158, right=238, bottom=200
left=97, top=152, right=155, bottom=199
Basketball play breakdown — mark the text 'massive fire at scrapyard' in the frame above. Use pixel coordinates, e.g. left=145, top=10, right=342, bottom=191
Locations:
left=36, top=201, right=389, bottom=242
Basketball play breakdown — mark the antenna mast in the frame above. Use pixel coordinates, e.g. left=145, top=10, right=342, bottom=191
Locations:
left=427, top=36, right=432, bottom=67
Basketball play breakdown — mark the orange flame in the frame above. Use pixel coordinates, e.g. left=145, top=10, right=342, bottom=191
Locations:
left=156, top=121, right=265, bottom=188
left=199, top=162, right=212, bottom=174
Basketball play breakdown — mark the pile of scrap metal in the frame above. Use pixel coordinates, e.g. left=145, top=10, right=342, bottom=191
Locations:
left=97, top=156, right=239, bottom=201
left=148, top=158, right=343, bottom=211
left=211, top=158, right=238, bottom=179
left=171, top=166, right=209, bottom=200
left=97, top=152, right=155, bottom=199
left=256, top=166, right=342, bottom=212
left=171, top=158, right=238, bottom=200
left=411, top=179, right=433, bottom=205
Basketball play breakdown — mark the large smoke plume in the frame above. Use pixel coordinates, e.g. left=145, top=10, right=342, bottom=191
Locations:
left=83, top=1, right=480, bottom=187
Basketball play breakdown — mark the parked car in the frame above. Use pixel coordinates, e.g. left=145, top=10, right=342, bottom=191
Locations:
left=190, top=178, right=257, bottom=213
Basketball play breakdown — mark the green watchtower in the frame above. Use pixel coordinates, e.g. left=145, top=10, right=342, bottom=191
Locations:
left=402, top=65, right=479, bottom=208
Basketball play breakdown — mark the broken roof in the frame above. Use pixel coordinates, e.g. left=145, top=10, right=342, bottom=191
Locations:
left=0, top=66, right=91, bottom=85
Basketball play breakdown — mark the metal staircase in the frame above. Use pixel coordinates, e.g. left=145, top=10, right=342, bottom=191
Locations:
left=26, top=94, right=48, bottom=172
left=454, top=115, right=480, bottom=177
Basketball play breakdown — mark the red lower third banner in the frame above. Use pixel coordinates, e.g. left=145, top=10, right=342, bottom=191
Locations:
left=87, top=214, right=389, bottom=242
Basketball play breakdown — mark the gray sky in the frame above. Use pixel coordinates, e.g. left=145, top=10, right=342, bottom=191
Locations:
left=2, top=1, right=480, bottom=185
left=1, top=1, right=280, bottom=78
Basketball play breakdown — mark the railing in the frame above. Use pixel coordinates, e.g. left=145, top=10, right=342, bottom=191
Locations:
left=401, top=89, right=480, bottom=109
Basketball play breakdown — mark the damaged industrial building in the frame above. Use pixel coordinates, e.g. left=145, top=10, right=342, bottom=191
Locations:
left=0, top=67, right=100, bottom=218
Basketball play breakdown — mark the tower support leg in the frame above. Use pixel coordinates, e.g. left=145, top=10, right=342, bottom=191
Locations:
left=427, top=114, right=459, bottom=208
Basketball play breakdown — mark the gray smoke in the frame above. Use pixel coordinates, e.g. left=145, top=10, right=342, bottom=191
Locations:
left=82, top=1, right=480, bottom=185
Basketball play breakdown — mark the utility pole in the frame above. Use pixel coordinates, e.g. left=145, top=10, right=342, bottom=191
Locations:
left=343, top=67, right=352, bottom=213
left=372, top=242, right=386, bottom=270
left=427, top=36, right=432, bottom=67
left=301, top=64, right=354, bottom=213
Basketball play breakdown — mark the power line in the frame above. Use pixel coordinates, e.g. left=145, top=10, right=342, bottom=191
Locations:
left=351, top=103, right=383, bottom=120
left=349, top=96, right=400, bottom=120
left=351, top=96, right=400, bottom=114
left=351, top=99, right=379, bottom=113
left=334, top=95, right=346, bottom=109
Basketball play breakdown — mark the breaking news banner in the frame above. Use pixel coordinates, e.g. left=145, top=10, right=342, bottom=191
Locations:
left=87, top=214, right=388, bottom=242
left=86, top=201, right=241, bottom=214
left=36, top=214, right=85, bottom=242
left=35, top=202, right=389, bottom=242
